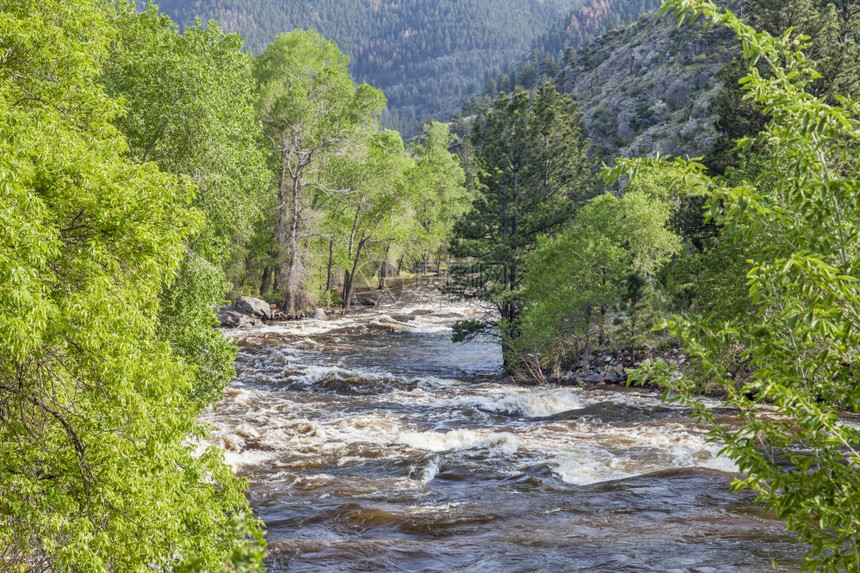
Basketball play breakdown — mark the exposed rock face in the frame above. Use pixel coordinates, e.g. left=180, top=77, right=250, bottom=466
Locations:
left=234, top=296, right=271, bottom=320
left=556, top=9, right=736, bottom=161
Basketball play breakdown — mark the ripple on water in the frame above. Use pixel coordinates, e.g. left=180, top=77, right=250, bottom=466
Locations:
left=206, top=279, right=802, bottom=572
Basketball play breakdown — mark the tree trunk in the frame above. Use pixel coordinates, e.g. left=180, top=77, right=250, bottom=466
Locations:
left=342, top=269, right=353, bottom=312
left=260, top=266, right=275, bottom=297
left=598, top=304, right=607, bottom=346
left=282, top=176, right=303, bottom=316
left=342, top=236, right=366, bottom=312
left=342, top=210, right=361, bottom=311
left=325, top=239, right=334, bottom=296
left=377, top=244, right=390, bottom=289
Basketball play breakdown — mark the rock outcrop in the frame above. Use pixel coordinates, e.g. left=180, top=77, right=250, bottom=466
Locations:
left=547, top=347, right=689, bottom=387
left=311, top=308, right=327, bottom=320
left=556, top=9, right=737, bottom=161
left=217, top=307, right=261, bottom=329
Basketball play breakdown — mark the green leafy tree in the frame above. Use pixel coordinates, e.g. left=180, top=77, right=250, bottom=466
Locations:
left=447, top=83, right=592, bottom=369
left=517, top=183, right=681, bottom=372
left=0, top=0, right=264, bottom=569
left=324, top=130, right=416, bottom=310
left=407, top=121, right=470, bottom=274
left=101, top=2, right=268, bottom=406
left=254, top=29, right=385, bottom=314
left=612, top=0, right=860, bottom=568
left=704, top=0, right=859, bottom=173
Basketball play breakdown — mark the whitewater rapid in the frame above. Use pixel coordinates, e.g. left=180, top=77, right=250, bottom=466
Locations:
left=202, top=278, right=802, bottom=572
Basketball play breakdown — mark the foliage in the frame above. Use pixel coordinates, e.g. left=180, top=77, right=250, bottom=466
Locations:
left=406, top=122, right=470, bottom=273
left=704, top=0, right=860, bottom=173
left=0, top=0, right=264, bottom=569
left=611, top=0, right=860, bottom=568
left=323, top=129, right=416, bottom=309
left=447, top=83, right=592, bottom=369
left=251, top=32, right=466, bottom=312
left=517, top=179, right=681, bottom=370
left=101, top=2, right=268, bottom=407
left=254, top=28, right=386, bottom=314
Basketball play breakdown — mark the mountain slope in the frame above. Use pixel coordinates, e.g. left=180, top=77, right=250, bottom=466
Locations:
left=556, top=8, right=737, bottom=160
left=148, top=0, right=588, bottom=134
left=460, top=0, right=662, bottom=113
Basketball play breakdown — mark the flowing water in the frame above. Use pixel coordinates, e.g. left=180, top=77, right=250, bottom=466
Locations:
left=205, top=278, right=804, bottom=572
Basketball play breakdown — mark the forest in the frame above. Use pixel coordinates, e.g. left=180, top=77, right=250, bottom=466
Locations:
left=147, top=0, right=662, bottom=134
left=1, top=0, right=859, bottom=570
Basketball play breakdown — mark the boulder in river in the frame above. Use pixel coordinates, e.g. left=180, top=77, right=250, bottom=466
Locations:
left=352, top=295, right=379, bottom=306
left=311, top=307, right=327, bottom=320
left=217, top=308, right=261, bottom=329
left=235, top=296, right=271, bottom=319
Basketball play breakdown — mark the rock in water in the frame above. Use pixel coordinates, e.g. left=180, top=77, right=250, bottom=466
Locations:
left=235, top=296, right=271, bottom=319
left=311, top=308, right=327, bottom=320
left=217, top=308, right=261, bottom=329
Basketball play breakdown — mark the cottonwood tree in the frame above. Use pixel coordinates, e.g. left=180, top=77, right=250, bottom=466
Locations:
left=446, top=82, right=592, bottom=369
left=614, top=0, right=860, bottom=568
left=0, top=0, right=264, bottom=569
left=319, top=130, right=415, bottom=310
left=405, top=122, right=470, bottom=275
left=254, top=30, right=385, bottom=315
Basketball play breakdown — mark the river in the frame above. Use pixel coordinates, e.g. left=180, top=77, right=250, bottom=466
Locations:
left=204, top=278, right=804, bottom=572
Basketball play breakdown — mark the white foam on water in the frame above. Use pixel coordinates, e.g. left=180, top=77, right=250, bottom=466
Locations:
left=222, top=386, right=256, bottom=407
left=402, top=314, right=455, bottom=333
left=534, top=422, right=738, bottom=485
left=288, top=363, right=398, bottom=388
left=410, top=454, right=441, bottom=484
left=416, top=376, right=468, bottom=390
left=398, top=428, right=519, bottom=454
left=227, top=315, right=365, bottom=339
left=368, top=314, right=416, bottom=330
left=221, top=448, right=278, bottom=471
left=552, top=451, right=625, bottom=485
left=234, top=424, right=261, bottom=440
left=405, top=501, right=468, bottom=515
left=466, top=387, right=585, bottom=417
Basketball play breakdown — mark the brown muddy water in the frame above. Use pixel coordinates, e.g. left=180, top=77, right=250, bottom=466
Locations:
left=204, top=278, right=804, bottom=572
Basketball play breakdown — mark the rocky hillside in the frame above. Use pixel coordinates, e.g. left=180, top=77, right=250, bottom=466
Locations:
left=556, top=9, right=737, bottom=160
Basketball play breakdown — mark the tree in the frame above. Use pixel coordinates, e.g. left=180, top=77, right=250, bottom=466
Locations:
left=612, top=0, right=860, bottom=568
left=704, top=0, right=860, bottom=173
left=0, top=0, right=264, bottom=569
left=406, top=122, right=470, bottom=275
left=325, top=130, right=416, bottom=311
left=517, top=182, right=681, bottom=372
left=446, top=83, right=592, bottom=369
left=254, top=29, right=385, bottom=315
left=101, top=2, right=268, bottom=406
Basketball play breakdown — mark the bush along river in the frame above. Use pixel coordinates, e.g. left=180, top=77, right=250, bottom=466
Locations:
left=204, top=278, right=805, bottom=572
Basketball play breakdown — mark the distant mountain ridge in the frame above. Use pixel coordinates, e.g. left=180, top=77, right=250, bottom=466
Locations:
left=147, top=0, right=589, bottom=134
